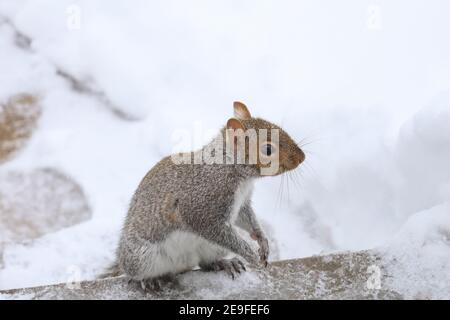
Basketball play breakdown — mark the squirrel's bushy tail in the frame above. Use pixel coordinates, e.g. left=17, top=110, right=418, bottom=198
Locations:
left=97, top=261, right=122, bottom=279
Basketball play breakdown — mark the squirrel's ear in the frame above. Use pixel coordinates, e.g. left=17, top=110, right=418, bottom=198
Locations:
left=227, top=118, right=245, bottom=131
left=226, top=118, right=245, bottom=151
left=233, top=101, right=252, bottom=120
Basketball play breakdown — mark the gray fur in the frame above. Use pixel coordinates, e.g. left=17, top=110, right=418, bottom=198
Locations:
left=114, top=115, right=304, bottom=281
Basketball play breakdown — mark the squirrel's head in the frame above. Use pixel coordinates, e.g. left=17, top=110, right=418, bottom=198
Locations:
left=225, top=101, right=305, bottom=176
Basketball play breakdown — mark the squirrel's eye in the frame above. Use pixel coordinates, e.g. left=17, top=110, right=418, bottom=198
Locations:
left=262, top=143, right=274, bottom=156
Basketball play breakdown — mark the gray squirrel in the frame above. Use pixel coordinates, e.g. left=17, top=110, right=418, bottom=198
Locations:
left=112, top=102, right=305, bottom=290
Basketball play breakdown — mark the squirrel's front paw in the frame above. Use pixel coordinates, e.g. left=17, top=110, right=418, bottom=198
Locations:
left=251, top=231, right=269, bottom=267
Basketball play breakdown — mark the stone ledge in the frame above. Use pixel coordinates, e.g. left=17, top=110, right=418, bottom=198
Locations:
left=0, top=251, right=403, bottom=300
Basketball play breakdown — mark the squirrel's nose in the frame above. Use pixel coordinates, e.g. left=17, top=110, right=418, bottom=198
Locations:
left=298, top=148, right=305, bottom=164
left=286, top=148, right=305, bottom=170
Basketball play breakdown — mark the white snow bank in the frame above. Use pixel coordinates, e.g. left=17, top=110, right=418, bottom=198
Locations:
left=380, top=203, right=450, bottom=299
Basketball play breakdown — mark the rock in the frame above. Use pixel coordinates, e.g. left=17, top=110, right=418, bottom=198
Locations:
left=0, top=168, right=92, bottom=245
left=0, top=94, right=41, bottom=164
left=0, top=251, right=403, bottom=300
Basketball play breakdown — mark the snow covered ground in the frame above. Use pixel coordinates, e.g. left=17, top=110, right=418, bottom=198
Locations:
left=0, top=0, right=449, bottom=297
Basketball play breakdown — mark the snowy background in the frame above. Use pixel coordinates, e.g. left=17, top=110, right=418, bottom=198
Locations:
left=0, top=0, right=449, bottom=297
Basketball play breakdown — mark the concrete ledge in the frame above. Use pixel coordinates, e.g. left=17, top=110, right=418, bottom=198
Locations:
left=0, top=251, right=403, bottom=300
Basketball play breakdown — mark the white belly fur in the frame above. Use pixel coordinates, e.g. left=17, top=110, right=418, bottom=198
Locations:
left=229, top=179, right=254, bottom=224
left=141, top=230, right=225, bottom=278
left=141, top=180, right=254, bottom=279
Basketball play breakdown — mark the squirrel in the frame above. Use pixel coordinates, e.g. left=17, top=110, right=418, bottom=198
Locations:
left=112, top=101, right=305, bottom=290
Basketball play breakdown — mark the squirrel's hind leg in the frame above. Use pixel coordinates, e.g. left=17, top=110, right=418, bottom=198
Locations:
left=130, top=273, right=179, bottom=293
left=199, top=257, right=246, bottom=280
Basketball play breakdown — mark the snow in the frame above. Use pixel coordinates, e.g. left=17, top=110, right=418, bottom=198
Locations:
left=0, top=0, right=449, bottom=297
left=380, top=203, right=450, bottom=299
